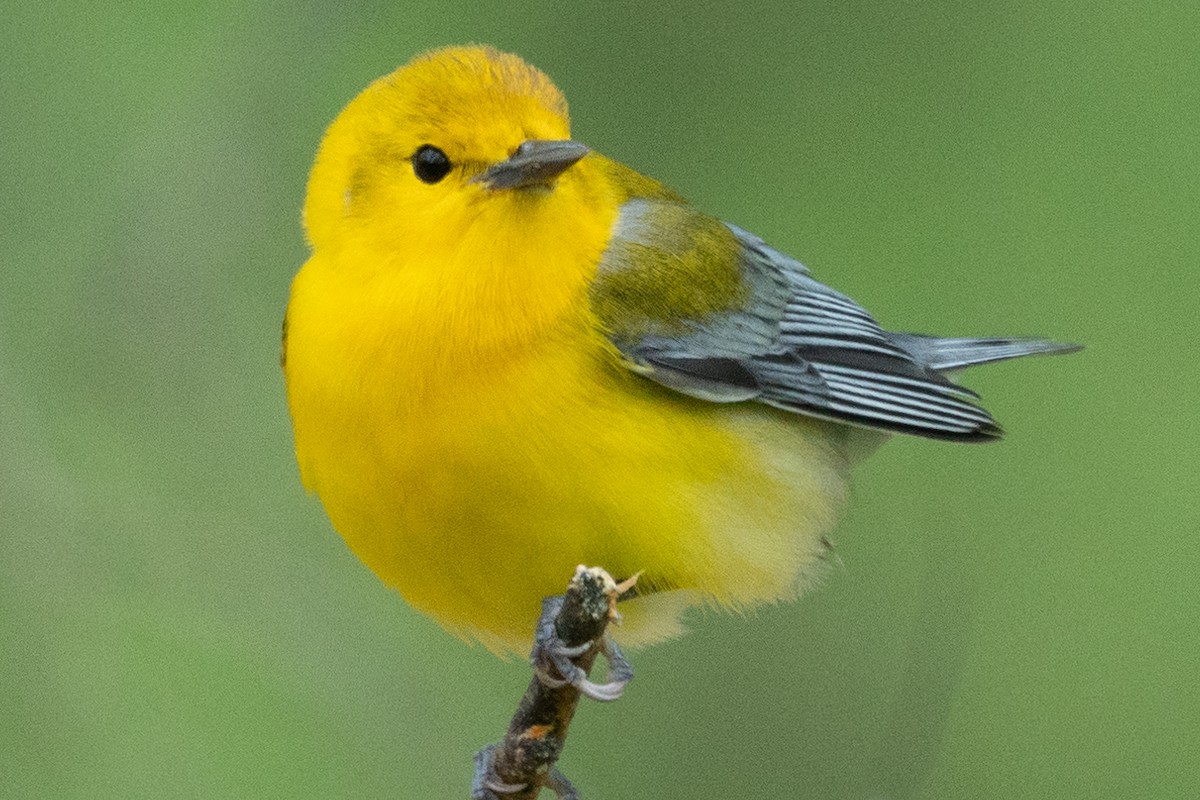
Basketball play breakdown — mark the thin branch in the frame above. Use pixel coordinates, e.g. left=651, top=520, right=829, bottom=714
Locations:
left=473, top=566, right=628, bottom=800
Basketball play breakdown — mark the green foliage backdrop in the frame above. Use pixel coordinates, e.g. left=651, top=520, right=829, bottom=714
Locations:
left=2, top=3, right=1196, bottom=798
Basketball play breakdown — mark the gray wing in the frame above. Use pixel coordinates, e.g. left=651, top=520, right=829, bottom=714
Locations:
left=592, top=198, right=1077, bottom=441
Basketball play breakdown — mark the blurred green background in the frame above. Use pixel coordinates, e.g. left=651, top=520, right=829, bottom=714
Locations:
left=2, top=2, right=1196, bottom=798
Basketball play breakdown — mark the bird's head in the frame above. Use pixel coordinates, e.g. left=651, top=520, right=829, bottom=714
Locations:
left=304, top=46, right=599, bottom=266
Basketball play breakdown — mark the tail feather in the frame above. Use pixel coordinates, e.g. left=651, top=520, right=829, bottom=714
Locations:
left=888, top=334, right=1083, bottom=372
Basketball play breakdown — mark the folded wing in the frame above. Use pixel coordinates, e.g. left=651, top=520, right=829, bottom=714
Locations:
left=591, top=197, right=1078, bottom=441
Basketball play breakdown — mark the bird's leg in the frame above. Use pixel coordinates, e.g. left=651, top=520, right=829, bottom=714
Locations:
left=532, top=596, right=627, bottom=701
left=471, top=745, right=526, bottom=799
left=596, top=634, right=634, bottom=691
left=532, top=573, right=639, bottom=702
left=543, top=767, right=580, bottom=800
left=473, top=566, right=635, bottom=799
left=472, top=746, right=579, bottom=800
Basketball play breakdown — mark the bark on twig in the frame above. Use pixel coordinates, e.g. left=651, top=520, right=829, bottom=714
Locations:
left=473, top=566, right=623, bottom=799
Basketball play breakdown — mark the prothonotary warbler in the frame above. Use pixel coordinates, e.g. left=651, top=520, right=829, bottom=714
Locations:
left=283, top=45, right=1079, bottom=655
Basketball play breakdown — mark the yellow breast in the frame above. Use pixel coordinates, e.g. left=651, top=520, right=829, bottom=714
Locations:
left=284, top=235, right=850, bottom=652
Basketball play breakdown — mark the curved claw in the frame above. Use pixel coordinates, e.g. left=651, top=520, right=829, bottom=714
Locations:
left=540, top=638, right=628, bottom=701
left=530, top=592, right=635, bottom=703
left=484, top=778, right=529, bottom=795
left=544, top=645, right=586, bottom=687
left=551, top=640, right=594, bottom=659
left=472, top=744, right=528, bottom=800
left=576, top=675, right=628, bottom=702
left=534, top=665, right=569, bottom=689
left=581, top=634, right=634, bottom=701
left=534, top=627, right=596, bottom=692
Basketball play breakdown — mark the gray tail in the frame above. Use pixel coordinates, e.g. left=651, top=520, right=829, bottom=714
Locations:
left=888, top=334, right=1083, bottom=372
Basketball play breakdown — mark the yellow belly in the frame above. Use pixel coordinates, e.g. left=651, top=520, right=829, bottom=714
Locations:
left=284, top=258, right=853, bottom=653
left=289, top=350, right=851, bottom=651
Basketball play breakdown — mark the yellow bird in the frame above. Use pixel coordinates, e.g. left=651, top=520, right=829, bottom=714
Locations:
left=283, top=45, right=1077, bottom=656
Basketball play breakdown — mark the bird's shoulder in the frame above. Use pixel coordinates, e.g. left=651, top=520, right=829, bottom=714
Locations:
left=588, top=164, right=794, bottom=349
left=586, top=175, right=799, bottom=402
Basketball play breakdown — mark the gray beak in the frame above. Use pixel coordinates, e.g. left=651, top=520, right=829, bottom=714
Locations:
left=474, top=140, right=589, bottom=190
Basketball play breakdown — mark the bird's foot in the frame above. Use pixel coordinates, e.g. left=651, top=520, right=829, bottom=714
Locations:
left=472, top=744, right=580, bottom=800
left=531, top=573, right=638, bottom=702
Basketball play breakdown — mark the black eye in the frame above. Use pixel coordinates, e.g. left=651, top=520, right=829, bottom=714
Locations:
left=411, top=145, right=452, bottom=184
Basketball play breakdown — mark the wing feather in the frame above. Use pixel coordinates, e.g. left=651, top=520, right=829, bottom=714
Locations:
left=591, top=197, right=1071, bottom=441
